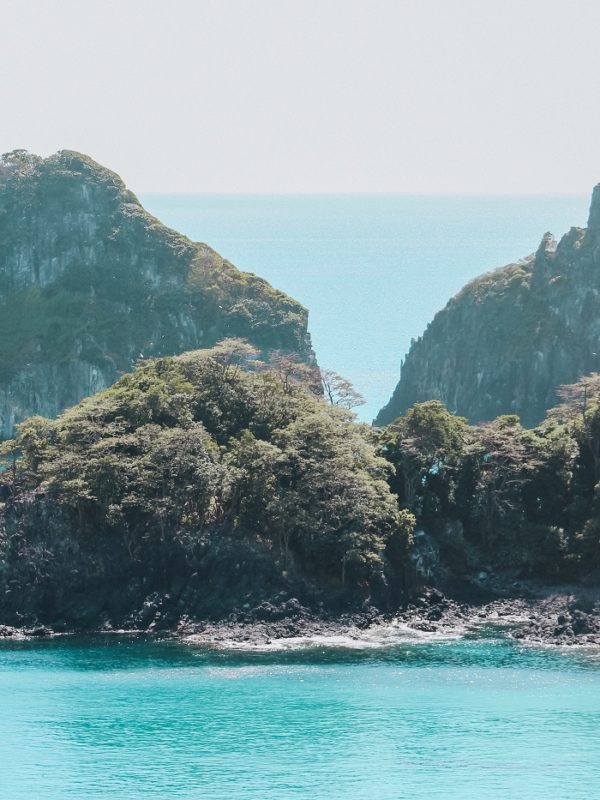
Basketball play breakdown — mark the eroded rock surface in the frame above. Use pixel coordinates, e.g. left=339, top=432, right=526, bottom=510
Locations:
left=376, top=185, right=600, bottom=427
left=0, top=149, right=313, bottom=437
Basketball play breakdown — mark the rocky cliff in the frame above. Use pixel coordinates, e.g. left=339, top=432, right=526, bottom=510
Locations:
left=0, top=150, right=313, bottom=437
left=376, top=184, right=600, bottom=427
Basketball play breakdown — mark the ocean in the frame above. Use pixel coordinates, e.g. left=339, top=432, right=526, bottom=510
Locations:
left=141, top=193, right=590, bottom=421
left=1, top=634, right=599, bottom=799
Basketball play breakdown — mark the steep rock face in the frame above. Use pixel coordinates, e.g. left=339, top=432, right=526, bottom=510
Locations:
left=0, top=150, right=313, bottom=437
left=376, top=185, right=600, bottom=427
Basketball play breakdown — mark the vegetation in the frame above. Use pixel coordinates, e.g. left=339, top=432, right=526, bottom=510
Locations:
left=381, top=378, right=600, bottom=580
left=0, top=340, right=413, bottom=627
left=3, top=332, right=600, bottom=630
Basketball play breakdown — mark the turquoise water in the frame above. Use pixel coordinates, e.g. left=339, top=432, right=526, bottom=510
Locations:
left=1, top=634, right=600, bottom=799
left=140, top=194, right=590, bottom=420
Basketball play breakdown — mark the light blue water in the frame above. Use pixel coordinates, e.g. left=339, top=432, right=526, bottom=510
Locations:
left=141, top=194, right=590, bottom=420
left=1, top=634, right=600, bottom=799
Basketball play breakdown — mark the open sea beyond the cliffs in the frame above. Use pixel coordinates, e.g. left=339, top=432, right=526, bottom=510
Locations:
left=1, top=634, right=600, bottom=799
left=141, top=193, right=589, bottom=421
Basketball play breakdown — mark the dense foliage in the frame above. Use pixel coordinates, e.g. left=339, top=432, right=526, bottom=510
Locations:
left=3, top=333, right=600, bottom=630
left=381, top=381, right=600, bottom=581
left=0, top=341, right=413, bottom=626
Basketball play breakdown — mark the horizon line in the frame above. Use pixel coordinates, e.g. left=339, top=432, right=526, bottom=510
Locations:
left=138, top=190, right=591, bottom=198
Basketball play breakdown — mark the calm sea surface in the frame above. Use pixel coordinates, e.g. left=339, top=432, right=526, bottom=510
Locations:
left=1, top=634, right=599, bottom=799
left=141, top=194, right=590, bottom=420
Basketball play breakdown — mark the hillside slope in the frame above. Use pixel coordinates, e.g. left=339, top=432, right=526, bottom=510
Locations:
left=0, top=150, right=313, bottom=437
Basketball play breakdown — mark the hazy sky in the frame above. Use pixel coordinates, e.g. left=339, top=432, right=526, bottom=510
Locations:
left=2, top=0, right=600, bottom=193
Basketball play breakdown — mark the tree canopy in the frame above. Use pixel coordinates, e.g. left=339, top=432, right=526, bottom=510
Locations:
left=381, top=376, right=600, bottom=579
left=0, top=340, right=414, bottom=625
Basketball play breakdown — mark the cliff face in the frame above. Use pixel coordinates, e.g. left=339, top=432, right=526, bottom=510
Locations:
left=376, top=185, right=600, bottom=428
left=0, top=150, right=313, bottom=437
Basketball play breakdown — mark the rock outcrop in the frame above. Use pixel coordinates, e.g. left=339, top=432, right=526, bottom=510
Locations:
left=376, top=184, right=600, bottom=427
left=0, top=150, right=313, bottom=437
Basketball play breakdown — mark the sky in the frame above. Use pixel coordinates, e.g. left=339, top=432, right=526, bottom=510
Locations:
left=2, top=0, right=600, bottom=193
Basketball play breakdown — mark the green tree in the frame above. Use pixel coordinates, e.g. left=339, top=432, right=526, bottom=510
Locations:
left=381, top=401, right=467, bottom=514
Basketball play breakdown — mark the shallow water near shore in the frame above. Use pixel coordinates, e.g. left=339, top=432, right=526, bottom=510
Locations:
left=1, top=633, right=599, bottom=799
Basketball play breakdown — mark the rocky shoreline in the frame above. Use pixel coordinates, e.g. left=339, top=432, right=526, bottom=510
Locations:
left=1, top=582, right=599, bottom=649
left=180, top=586, right=600, bottom=650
